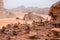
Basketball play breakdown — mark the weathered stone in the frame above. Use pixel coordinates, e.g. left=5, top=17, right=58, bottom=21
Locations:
left=51, top=28, right=60, bottom=40
left=49, top=1, right=60, bottom=28
left=49, top=1, right=60, bottom=40
left=49, top=1, right=60, bottom=21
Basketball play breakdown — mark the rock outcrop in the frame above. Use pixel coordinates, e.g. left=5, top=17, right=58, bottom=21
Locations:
left=49, top=1, right=60, bottom=21
left=0, top=10, right=15, bottom=18
left=49, top=1, right=60, bottom=40
left=49, top=1, right=60, bottom=28
left=0, top=0, right=15, bottom=18
left=23, top=12, right=44, bottom=21
left=0, top=0, right=4, bottom=10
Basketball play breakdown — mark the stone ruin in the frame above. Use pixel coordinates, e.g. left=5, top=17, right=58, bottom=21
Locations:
left=48, top=1, right=60, bottom=40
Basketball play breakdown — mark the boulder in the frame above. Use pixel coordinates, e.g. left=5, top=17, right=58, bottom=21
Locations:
left=51, top=28, right=60, bottom=40
left=49, top=1, right=60, bottom=28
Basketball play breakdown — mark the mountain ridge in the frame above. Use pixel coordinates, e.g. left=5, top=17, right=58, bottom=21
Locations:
left=9, top=6, right=50, bottom=15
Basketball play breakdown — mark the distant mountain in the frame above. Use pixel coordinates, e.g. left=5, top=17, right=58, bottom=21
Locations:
left=11, top=5, right=50, bottom=15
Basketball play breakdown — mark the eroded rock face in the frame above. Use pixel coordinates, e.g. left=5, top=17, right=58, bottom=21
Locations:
left=49, top=1, right=60, bottom=28
left=49, top=1, right=60, bottom=40
left=23, top=12, right=44, bottom=21
left=49, top=1, right=60, bottom=21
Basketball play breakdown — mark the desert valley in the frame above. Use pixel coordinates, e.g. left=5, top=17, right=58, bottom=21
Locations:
left=0, top=0, right=60, bottom=40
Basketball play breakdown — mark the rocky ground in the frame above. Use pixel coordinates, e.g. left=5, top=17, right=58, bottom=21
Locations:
left=0, top=20, right=54, bottom=40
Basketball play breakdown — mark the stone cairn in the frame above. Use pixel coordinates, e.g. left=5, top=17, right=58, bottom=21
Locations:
left=48, top=1, right=60, bottom=40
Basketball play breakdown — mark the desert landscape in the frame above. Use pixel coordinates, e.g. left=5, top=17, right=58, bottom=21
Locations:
left=0, top=0, right=60, bottom=40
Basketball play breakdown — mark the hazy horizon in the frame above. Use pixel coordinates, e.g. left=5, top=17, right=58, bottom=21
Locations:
left=3, top=0, right=60, bottom=9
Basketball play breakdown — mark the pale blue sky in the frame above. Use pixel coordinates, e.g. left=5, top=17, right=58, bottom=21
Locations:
left=3, top=0, right=59, bottom=9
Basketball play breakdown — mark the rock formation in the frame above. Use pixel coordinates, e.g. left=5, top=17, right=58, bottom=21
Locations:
left=23, top=12, right=44, bottom=21
left=0, top=0, right=4, bottom=10
left=0, top=0, right=15, bottom=18
left=49, top=1, right=60, bottom=20
left=49, top=1, right=60, bottom=40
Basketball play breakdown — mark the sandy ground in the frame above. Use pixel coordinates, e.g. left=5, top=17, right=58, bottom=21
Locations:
left=0, top=18, right=32, bottom=28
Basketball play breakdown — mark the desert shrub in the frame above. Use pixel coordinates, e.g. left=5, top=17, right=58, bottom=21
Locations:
left=13, top=31, right=18, bottom=36
left=16, top=17, right=20, bottom=20
left=57, top=23, right=60, bottom=28
left=25, top=25, right=30, bottom=33
left=24, top=24, right=30, bottom=30
left=6, top=24, right=12, bottom=29
left=1, top=26, right=6, bottom=33
left=29, top=35, right=39, bottom=39
left=13, top=24, right=18, bottom=28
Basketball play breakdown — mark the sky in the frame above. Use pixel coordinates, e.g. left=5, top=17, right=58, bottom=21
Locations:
left=3, top=0, right=60, bottom=9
